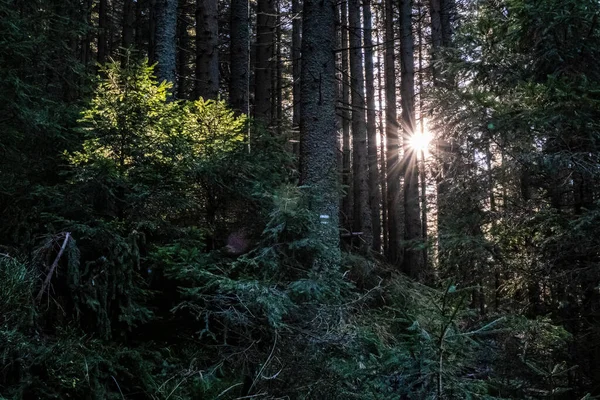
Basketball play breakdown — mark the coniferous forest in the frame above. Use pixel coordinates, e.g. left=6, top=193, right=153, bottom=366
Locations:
left=2, top=0, right=600, bottom=398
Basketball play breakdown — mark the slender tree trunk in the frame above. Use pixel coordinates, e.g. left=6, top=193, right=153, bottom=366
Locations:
left=134, top=0, right=145, bottom=50
left=255, top=0, right=276, bottom=124
left=419, top=149, right=428, bottom=271
left=417, top=0, right=429, bottom=275
left=106, top=0, right=117, bottom=58
left=400, top=0, right=423, bottom=279
left=430, top=0, right=453, bottom=84
left=292, top=0, right=302, bottom=152
left=300, top=0, right=340, bottom=269
left=177, top=0, right=191, bottom=98
left=155, top=0, right=178, bottom=86
left=440, top=0, right=454, bottom=47
left=82, top=0, right=93, bottom=68
left=384, top=0, right=402, bottom=264
left=432, top=0, right=455, bottom=270
left=149, top=0, right=157, bottom=62
left=349, top=0, right=373, bottom=250
left=271, top=0, right=279, bottom=126
left=340, top=0, right=352, bottom=231
left=486, top=140, right=501, bottom=312
left=376, top=4, right=389, bottom=256
left=122, top=0, right=135, bottom=49
left=230, top=0, right=250, bottom=114
left=429, top=0, right=442, bottom=83
left=98, top=0, right=108, bottom=63
left=196, top=0, right=219, bottom=99
left=275, top=0, right=283, bottom=134
left=336, top=3, right=344, bottom=179
left=363, top=0, right=382, bottom=252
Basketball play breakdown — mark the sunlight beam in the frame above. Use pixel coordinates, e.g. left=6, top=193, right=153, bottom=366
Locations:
left=409, top=130, right=433, bottom=157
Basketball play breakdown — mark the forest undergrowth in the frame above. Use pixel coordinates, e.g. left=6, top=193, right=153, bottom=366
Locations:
left=0, top=51, right=593, bottom=399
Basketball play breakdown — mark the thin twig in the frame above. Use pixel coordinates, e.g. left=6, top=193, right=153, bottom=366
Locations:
left=112, top=375, right=126, bottom=400
left=36, top=232, right=71, bottom=302
left=248, top=332, right=278, bottom=394
left=234, top=394, right=268, bottom=399
left=165, top=375, right=189, bottom=400
left=217, top=382, right=243, bottom=398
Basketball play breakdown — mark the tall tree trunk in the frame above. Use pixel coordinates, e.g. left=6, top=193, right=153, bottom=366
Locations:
left=230, top=0, right=250, bottom=114
left=196, top=0, right=219, bottom=99
left=363, top=0, right=382, bottom=252
left=430, top=0, right=453, bottom=84
left=300, top=0, right=340, bottom=269
left=417, top=0, right=429, bottom=274
left=340, top=0, right=352, bottom=231
left=376, top=4, right=389, bottom=256
left=440, top=0, right=454, bottom=46
left=98, top=0, right=108, bottom=64
left=177, top=0, right=191, bottom=98
left=255, top=0, right=276, bottom=124
left=275, top=0, right=283, bottom=134
left=399, top=0, right=423, bottom=279
left=349, top=0, right=373, bottom=250
left=292, top=0, right=302, bottom=152
left=336, top=3, right=344, bottom=179
left=485, top=139, right=501, bottom=312
left=384, top=0, right=402, bottom=264
left=432, top=0, right=455, bottom=270
left=149, top=0, right=157, bottom=62
left=134, top=0, right=145, bottom=51
left=106, top=0, right=117, bottom=58
left=155, top=0, right=178, bottom=86
left=82, top=0, right=93, bottom=68
left=429, top=0, right=442, bottom=83
left=122, top=0, right=135, bottom=49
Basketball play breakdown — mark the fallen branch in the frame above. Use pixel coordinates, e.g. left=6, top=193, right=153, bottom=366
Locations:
left=36, top=232, right=71, bottom=302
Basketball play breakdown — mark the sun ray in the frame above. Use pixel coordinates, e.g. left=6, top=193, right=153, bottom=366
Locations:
left=409, top=129, right=433, bottom=157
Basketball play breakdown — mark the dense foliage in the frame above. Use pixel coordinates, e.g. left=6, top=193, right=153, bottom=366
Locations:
left=429, top=0, right=600, bottom=396
left=0, top=58, right=583, bottom=399
left=2, top=0, right=600, bottom=398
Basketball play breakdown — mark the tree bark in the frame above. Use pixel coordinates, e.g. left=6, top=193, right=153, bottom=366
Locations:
left=134, top=0, right=145, bottom=51
left=229, top=0, right=250, bottom=114
left=82, top=0, right=93, bottom=68
left=177, top=0, right=191, bottom=99
left=417, top=0, right=429, bottom=275
left=155, top=0, right=178, bottom=87
left=440, top=0, right=454, bottom=47
left=429, top=0, right=442, bottom=84
left=275, top=0, right=283, bottom=134
left=363, top=0, right=382, bottom=252
left=430, top=0, right=453, bottom=85
left=384, top=0, right=402, bottom=264
left=149, top=0, right=157, bottom=62
left=400, top=0, right=423, bottom=279
left=432, top=0, right=455, bottom=271
left=254, top=0, right=276, bottom=124
left=98, top=0, right=108, bottom=64
left=122, top=0, right=135, bottom=49
left=292, top=0, right=302, bottom=147
left=196, top=0, right=219, bottom=99
left=349, top=0, right=373, bottom=250
left=340, top=0, right=352, bottom=230
left=300, top=0, right=340, bottom=269
left=376, top=5, right=389, bottom=256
